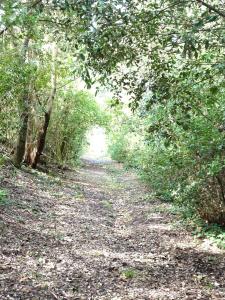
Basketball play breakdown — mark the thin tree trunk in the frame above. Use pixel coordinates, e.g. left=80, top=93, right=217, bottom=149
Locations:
left=31, top=44, right=57, bottom=168
left=13, top=37, right=30, bottom=168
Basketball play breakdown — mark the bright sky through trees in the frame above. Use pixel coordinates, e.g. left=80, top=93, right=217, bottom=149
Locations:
left=82, top=126, right=110, bottom=161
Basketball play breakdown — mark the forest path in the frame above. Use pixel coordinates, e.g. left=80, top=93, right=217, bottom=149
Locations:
left=0, top=161, right=225, bottom=299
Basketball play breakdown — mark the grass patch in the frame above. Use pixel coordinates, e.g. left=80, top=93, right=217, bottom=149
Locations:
left=0, top=189, right=10, bottom=206
left=121, top=268, right=137, bottom=279
left=0, top=155, right=7, bottom=167
left=101, top=200, right=113, bottom=210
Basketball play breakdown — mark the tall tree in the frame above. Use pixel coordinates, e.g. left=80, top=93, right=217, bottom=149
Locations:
left=30, top=44, right=57, bottom=168
left=13, top=36, right=30, bottom=167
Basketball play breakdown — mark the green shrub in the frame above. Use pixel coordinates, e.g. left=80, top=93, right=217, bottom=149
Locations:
left=0, top=189, right=9, bottom=205
left=47, top=90, right=105, bottom=165
left=107, top=53, right=225, bottom=228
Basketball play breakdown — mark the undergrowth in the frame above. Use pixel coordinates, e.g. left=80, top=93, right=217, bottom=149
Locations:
left=171, top=205, right=225, bottom=249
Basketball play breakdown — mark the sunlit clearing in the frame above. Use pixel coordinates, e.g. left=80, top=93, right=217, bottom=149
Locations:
left=82, top=126, right=111, bottom=161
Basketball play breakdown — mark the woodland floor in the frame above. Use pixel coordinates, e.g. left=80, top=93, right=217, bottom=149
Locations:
left=0, top=160, right=225, bottom=300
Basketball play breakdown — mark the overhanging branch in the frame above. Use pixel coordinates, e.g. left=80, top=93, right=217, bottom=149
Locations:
left=0, top=0, right=43, bottom=36
left=196, top=0, right=225, bottom=19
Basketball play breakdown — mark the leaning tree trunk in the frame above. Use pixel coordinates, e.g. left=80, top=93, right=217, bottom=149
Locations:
left=31, top=44, right=57, bottom=168
left=13, top=37, right=30, bottom=168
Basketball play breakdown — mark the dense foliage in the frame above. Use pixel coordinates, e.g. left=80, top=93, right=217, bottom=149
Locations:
left=47, top=90, right=103, bottom=165
left=108, top=54, right=225, bottom=226
left=88, top=0, right=225, bottom=228
left=0, top=0, right=104, bottom=167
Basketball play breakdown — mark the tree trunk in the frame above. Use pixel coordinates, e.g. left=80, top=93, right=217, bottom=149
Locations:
left=31, top=111, right=51, bottom=168
left=13, top=37, right=30, bottom=168
left=31, top=44, right=57, bottom=168
left=60, top=136, right=69, bottom=162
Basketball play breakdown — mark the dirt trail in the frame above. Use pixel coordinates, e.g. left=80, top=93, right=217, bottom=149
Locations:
left=0, top=161, right=225, bottom=299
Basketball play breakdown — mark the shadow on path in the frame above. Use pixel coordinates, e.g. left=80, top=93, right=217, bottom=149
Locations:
left=0, top=160, right=224, bottom=299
